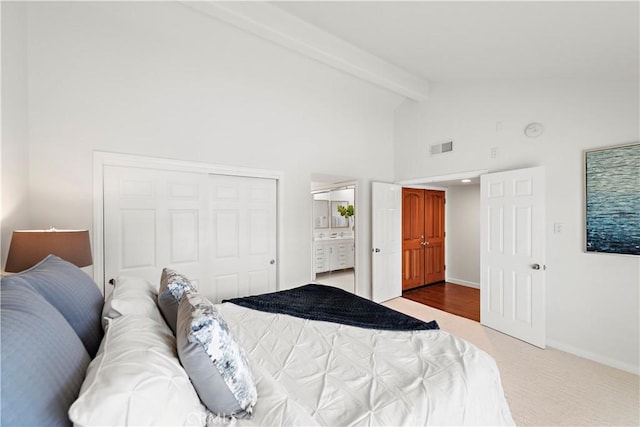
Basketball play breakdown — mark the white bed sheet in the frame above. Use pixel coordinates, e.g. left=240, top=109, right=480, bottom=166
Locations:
left=216, top=303, right=515, bottom=426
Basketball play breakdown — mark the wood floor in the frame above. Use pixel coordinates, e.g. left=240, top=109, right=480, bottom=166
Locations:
left=402, top=281, right=480, bottom=322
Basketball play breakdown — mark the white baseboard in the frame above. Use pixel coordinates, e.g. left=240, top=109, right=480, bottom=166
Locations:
left=547, top=339, right=639, bottom=375
left=443, top=278, right=639, bottom=375
left=446, top=277, right=480, bottom=289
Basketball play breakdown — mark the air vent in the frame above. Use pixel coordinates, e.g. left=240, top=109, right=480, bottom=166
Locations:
left=430, top=141, right=453, bottom=155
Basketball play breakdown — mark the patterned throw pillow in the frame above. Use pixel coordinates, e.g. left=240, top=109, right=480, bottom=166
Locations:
left=176, top=292, right=257, bottom=417
left=157, top=268, right=196, bottom=334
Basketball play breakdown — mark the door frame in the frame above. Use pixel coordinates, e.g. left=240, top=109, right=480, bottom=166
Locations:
left=93, top=151, right=284, bottom=295
left=309, top=180, right=358, bottom=293
left=398, top=169, right=488, bottom=288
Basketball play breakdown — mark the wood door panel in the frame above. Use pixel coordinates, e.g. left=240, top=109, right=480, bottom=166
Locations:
left=402, top=189, right=425, bottom=290
left=425, top=241, right=445, bottom=284
left=424, top=190, right=445, bottom=285
left=403, top=190, right=424, bottom=240
left=425, top=190, right=445, bottom=238
left=401, top=188, right=446, bottom=290
left=402, top=247, right=424, bottom=289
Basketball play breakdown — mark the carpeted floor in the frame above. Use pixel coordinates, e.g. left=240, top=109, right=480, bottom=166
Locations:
left=383, top=297, right=640, bottom=426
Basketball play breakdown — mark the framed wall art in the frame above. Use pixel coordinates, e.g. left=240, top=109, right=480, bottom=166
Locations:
left=585, top=142, right=639, bottom=256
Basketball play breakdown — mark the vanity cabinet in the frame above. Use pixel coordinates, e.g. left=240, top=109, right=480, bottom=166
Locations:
left=314, top=244, right=328, bottom=273
left=314, top=239, right=354, bottom=273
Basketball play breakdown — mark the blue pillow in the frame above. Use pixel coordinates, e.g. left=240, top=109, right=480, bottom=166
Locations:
left=1, top=280, right=91, bottom=426
left=2, top=255, right=104, bottom=357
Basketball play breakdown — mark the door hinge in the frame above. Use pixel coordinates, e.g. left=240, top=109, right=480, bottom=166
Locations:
left=444, top=265, right=446, bottom=271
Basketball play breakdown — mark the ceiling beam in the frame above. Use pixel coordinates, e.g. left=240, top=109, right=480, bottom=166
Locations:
left=182, top=1, right=429, bottom=101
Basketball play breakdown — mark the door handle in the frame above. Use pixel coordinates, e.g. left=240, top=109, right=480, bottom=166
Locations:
left=420, top=241, right=427, bottom=246
left=270, top=259, right=275, bottom=265
left=531, top=263, right=541, bottom=270
left=373, top=248, right=381, bottom=253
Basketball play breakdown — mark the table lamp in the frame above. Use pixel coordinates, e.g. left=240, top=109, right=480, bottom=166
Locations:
left=4, top=228, right=92, bottom=273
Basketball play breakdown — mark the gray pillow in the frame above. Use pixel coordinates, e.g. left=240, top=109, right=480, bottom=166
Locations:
left=1, top=255, right=104, bottom=357
left=158, top=268, right=196, bottom=334
left=176, top=292, right=257, bottom=417
left=1, top=280, right=91, bottom=426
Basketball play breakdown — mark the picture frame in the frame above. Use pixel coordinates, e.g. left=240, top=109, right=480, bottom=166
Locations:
left=584, top=142, right=639, bottom=256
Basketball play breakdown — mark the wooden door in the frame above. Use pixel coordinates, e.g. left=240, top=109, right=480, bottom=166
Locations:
left=402, top=188, right=425, bottom=290
left=424, top=190, right=446, bottom=284
left=401, top=188, right=446, bottom=290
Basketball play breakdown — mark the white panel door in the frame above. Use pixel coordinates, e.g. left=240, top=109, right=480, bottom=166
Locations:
left=371, top=182, right=402, bottom=303
left=480, top=166, right=546, bottom=348
left=208, top=174, right=277, bottom=302
left=103, top=166, right=209, bottom=297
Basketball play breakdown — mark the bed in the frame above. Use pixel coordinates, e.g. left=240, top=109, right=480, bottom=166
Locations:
left=1, top=255, right=514, bottom=426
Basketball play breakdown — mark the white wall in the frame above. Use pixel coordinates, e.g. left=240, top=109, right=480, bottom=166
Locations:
left=445, top=185, right=480, bottom=288
left=394, top=79, right=640, bottom=373
left=1, top=2, right=403, bottom=297
left=1, top=2, right=30, bottom=266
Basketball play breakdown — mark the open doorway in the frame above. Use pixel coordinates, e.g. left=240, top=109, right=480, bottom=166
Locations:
left=310, top=177, right=356, bottom=294
left=398, top=172, right=483, bottom=321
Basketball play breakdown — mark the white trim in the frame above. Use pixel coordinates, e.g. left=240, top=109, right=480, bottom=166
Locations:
left=397, top=169, right=489, bottom=186
left=93, top=151, right=284, bottom=294
left=309, top=180, right=358, bottom=294
left=446, top=277, right=480, bottom=289
left=547, top=339, right=639, bottom=375
left=181, top=1, right=428, bottom=101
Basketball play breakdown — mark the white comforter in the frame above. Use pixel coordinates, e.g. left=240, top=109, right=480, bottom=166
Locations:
left=216, top=303, right=515, bottom=426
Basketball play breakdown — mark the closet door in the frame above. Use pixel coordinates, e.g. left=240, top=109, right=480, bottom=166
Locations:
left=103, top=166, right=209, bottom=297
left=103, top=166, right=278, bottom=302
left=208, top=175, right=277, bottom=302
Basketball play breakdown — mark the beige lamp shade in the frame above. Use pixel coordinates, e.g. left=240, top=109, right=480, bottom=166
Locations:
left=5, top=229, right=93, bottom=273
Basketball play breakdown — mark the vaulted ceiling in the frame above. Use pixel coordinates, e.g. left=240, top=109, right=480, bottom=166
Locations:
left=273, top=1, right=639, bottom=83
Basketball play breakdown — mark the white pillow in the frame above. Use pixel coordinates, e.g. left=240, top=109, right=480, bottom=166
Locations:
left=101, top=276, right=165, bottom=330
left=69, top=314, right=209, bottom=426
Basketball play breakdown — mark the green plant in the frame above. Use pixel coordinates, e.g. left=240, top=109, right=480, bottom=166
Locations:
left=337, top=204, right=354, bottom=218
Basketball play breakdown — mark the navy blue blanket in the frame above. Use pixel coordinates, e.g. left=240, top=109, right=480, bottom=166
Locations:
left=223, top=284, right=439, bottom=331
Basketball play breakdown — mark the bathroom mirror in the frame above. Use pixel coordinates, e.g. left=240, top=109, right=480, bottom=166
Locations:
left=313, top=199, right=329, bottom=229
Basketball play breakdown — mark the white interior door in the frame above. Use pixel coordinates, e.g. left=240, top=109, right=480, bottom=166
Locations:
left=104, top=166, right=209, bottom=297
left=104, top=166, right=277, bottom=302
left=208, top=174, right=277, bottom=302
left=480, top=166, right=546, bottom=348
left=371, top=182, right=402, bottom=303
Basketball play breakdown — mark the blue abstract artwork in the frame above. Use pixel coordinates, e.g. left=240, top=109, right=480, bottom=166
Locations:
left=585, top=143, right=639, bottom=255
